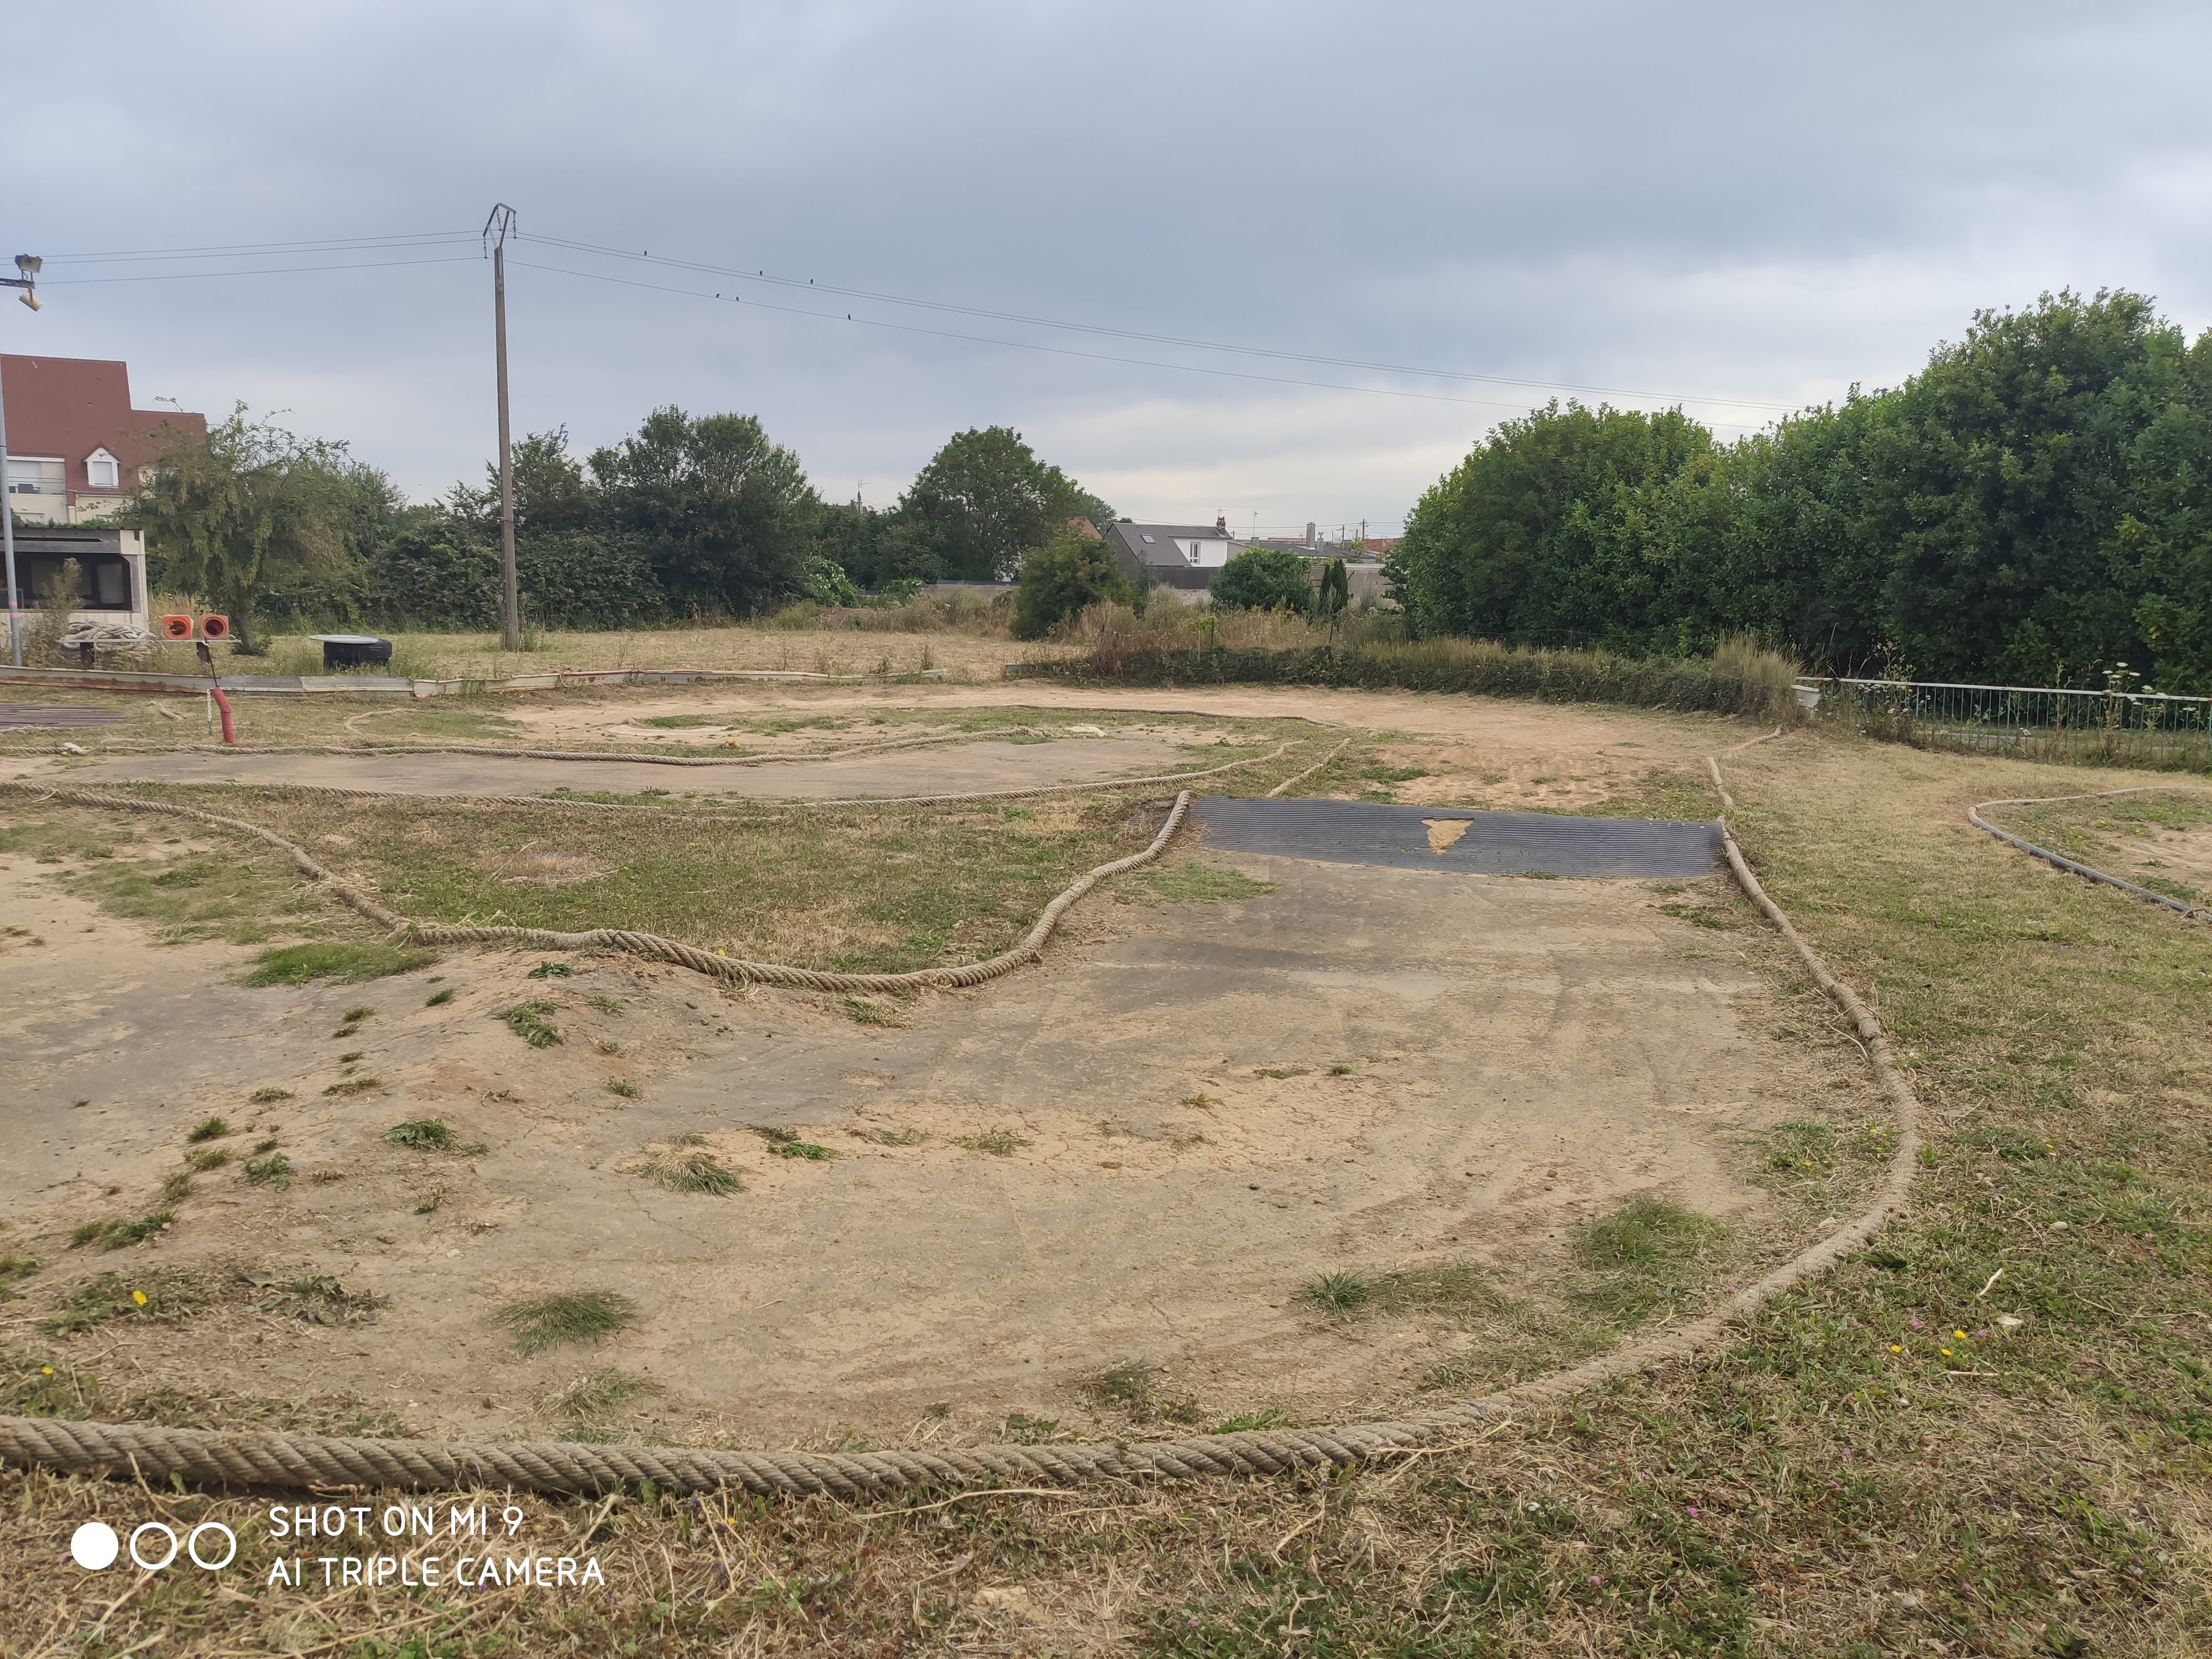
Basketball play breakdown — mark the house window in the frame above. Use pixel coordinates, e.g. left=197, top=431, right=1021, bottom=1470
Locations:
left=85, top=449, right=121, bottom=490
left=1140, top=534, right=1155, bottom=545
left=6, top=457, right=64, bottom=495
left=21, top=553, right=133, bottom=610
left=1185, top=542, right=1201, bottom=564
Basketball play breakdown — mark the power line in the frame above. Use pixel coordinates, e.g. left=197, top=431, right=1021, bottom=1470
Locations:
left=39, top=232, right=477, bottom=264
left=507, top=257, right=1764, bottom=431
left=518, top=229, right=1793, bottom=413
left=40, top=255, right=482, bottom=285
left=20, top=222, right=1783, bottom=429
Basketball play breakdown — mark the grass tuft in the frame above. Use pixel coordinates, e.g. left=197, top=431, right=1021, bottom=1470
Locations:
left=1571, top=1194, right=1731, bottom=1324
left=753, top=1126, right=836, bottom=1160
left=244, top=942, right=436, bottom=987
left=1305, top=1271, right=1371, bottom=1313
left=186, top=1115, right=230, bottom=1142
left=494, top=1290, right=637, bottom=1356
left=953, top=1125, right=1030, bottom=1157
left=243, top=1154, right=293, bottom=1190
left=383, top=1118, right=453, bottom=1151
left=1126, top=864, right=1279, bottom=904
left=626, top=1141, right=744, bottom=1195
left=69, top=1212, right=175, bottom=1251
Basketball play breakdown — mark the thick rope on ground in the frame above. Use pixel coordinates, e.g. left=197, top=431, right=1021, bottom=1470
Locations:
left=3, top=782, right=1196, bottom=995
left=1967, top=785, right=2212, bottom=924
left=55, top=726, right=1053, bottom=767
left=0, top=750, right=1924, bottom=1496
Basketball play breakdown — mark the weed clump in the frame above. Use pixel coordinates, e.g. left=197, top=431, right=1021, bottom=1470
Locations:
left=322, top=1077, right=383, bottom=1096
left=495, top=1291, right=637, bottom=1356
left=502, top=1000, right=563, bottom=1047
left=605, top=1077, right=640, bottom=1099
left=547, top=1367, right=661, bottom=1439
left=44, top=1268, right=207, bottom=1333
left=244, top=1154, right=294, bottom=1190
left=247, top=1088, right=291, bottom=1104
left=187, top=1115, right=230, bottom=1142
left=383, top=1119, right=453, bottom=1151
left=185, top=1146, right=230, bottom=1172
left=242, top=1272, right=385, bottom=1325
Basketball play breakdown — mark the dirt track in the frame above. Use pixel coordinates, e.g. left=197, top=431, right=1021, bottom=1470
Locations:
left=0, top=692, right=1871, bottom=1448
left=51, top=734, right=1186, bottom=801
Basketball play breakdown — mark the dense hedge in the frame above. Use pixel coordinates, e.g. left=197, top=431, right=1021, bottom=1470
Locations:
left=1026, top=639, right=1800, bottom=722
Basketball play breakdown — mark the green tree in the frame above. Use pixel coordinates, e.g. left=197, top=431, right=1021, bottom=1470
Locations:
left=1210, top=546, right=1314, bottom=614
left=900, top=427, right=1113, bottom=581
left=1316, top=557, right=1350, bottom=621
left=1392, top=401, right=1722, bottom=650
left=1013, top=525, right=1133, bottom=639
left=450, top=427, right=602, bottom=536
left=589, top=408, right=820, bottom=615
left=1864, top=290, right=2203, bottom=683
left=129, top=405, right=357, bottom=650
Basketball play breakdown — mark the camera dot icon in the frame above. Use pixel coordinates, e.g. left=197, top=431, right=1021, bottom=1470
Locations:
left=70, top=1521, right=120, bottom=1571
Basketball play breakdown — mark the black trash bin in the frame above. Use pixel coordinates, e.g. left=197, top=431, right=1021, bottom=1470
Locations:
left=308, top=634, right=395, bottom=671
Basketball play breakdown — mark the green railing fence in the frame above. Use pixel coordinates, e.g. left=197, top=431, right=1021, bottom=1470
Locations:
left=1809, top=675, right=2212, bottom=771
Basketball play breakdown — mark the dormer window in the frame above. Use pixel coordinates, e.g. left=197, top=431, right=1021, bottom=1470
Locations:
left=85, top=448, right=121, bottom=490
left=1140, top=534, right=1155, bottom=545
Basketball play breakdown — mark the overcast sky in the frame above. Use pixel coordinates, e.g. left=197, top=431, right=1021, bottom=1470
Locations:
left=6, top=1, right=2209, bottom=535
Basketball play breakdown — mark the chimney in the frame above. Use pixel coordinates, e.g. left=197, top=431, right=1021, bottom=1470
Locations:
left=1305, top=521, right=1316, bottom=548
left=1215, top=514, right=1227, bottom=536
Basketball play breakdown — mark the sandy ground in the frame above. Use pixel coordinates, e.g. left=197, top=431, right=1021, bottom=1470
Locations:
left=0, top=792, right=1868, bottom=1449
left=52, top=735, right=1190, bottom=802
left=499, top=681, right=1745, bottom=812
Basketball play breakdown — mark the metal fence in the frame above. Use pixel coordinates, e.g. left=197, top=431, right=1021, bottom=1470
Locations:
left=1807, top=676, right=2212, bottom=771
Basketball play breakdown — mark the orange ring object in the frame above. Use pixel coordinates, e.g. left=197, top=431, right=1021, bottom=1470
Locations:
left=198, top=614, right=231, bottom=641
left=160, top=615, right=194, bottom=640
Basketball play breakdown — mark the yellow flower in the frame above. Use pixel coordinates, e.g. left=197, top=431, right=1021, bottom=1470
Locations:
left=1889, top=1344, right=1902, bottom=1353
left=1940, top=1348, right=1953, bottom=1357
left=1953, top=1329, right=1966, bottom=1339
left=41, top=1366, right=53, bottom=1376
left=131, top=1290, right=148, bottom=1306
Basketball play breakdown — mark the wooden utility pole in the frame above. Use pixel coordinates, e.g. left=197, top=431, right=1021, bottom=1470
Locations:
left=484, top=205, right=521, bottom=650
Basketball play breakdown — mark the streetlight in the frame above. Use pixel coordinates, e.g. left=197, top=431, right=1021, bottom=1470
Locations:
left=0, top=253, right=43, bottom=667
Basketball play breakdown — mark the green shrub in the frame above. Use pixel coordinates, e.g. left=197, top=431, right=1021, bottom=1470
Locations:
left=1013, top=526, right=1135, bottom=640
left=1210, top=547, right=1314, bottom=614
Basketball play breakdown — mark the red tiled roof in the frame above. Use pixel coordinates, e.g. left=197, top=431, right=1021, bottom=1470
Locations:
left=1, top=355, right=206, bottom=498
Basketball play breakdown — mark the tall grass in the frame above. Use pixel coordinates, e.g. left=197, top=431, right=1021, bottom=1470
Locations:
left=1030, top=611, right=1805, bottom=723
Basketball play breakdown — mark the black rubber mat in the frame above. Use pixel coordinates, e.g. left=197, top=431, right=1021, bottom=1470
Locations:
left=1193, top=795, right=1720, bottom=878
left=0, top=705, right=121, bottom=731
